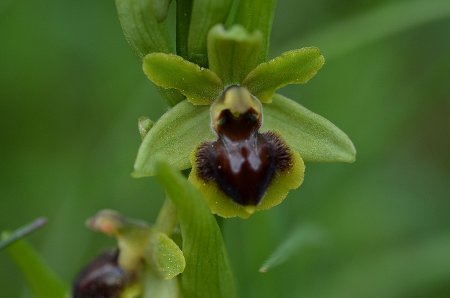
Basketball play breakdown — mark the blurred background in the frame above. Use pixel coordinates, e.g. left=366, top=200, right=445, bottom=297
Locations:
left=1, top=0, right=449, bottom=297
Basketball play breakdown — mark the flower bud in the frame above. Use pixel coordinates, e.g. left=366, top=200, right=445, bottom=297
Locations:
left=73, top=249, right=139, bottom=298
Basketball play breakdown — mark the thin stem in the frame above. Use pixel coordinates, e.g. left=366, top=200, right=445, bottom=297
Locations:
left=176, top=0, right=193, bottom=59
left=0, top=217, right=48, bottom=250
left=155, top=198, right=178, bottom=236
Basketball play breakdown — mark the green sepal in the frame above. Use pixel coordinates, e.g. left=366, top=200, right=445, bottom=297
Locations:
left=243, top=47, right=325, bottom=103
left=133, top=100, right=213, bottom=177
left=133, top=92, right=355, bottom=177
left=233, top=0, right=276, bottom=62
left=207, top=24, right=263, bottom=85
left=187, top=0, right=234, bottom=66
left=189, top=148, right=304, bottom=218
left=143, top=53, right=223, bottom=105
left=148, top=232, right=186, bottom=279
left=154, top=159, right=237, bottom=298
left=1, top=233, right=68, bottom=298
left=115, top=0, right=172, bottom=58
left=263, top=94, right=356, bottom=163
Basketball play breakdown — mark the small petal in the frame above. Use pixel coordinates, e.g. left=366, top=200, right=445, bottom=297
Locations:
left=143, top=53, right=223, bottom=105
left=263, top=94, right=356, bottom=163
left=149, top=232, right=185, bottom=279
left=243, top=47, right=325, bottom=103
left=133, top=100, right=213, bottom=177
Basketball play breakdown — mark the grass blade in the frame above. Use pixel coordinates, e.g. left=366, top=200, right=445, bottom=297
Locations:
left=260, top=224, right=325, bottom=273
left=281, top=0, right=450, bottom=59
left=1, top=222, right=68, bottom=298
left=0, top=217, right=47, bottom=250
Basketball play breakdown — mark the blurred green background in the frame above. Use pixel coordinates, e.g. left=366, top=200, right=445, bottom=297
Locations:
left=1, top=0, right=449, bottom=297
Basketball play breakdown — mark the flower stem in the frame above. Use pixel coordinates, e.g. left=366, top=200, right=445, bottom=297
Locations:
left=155, top=198, right=178, bottom=236
left=176, top=0, right=193, bottom=59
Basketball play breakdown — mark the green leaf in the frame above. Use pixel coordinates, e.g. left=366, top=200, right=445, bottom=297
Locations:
left=243, top=47, right=325, bottom=103
left=233, top=0, right=276, bottom=62
left=133, top=100, right=213, bottom=177
left=207, top=24, right=263, bottom=85
left=152, top=0, right=173, bottom=22
left=1, top=233, right=68, bottom=298
left=150, top=232, right=186, bottom=279
left=263, top=94, right=356, bottom=163
left=187, top=0, right=234, bottom=66
left=154, top=159, right=237, bottom=298
left=143, top=53, right=224, bottom=105
left=116, top=0, right=172, bottom=58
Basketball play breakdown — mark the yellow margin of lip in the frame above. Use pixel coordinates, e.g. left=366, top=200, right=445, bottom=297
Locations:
left=188, top=147, right=305, bottom=219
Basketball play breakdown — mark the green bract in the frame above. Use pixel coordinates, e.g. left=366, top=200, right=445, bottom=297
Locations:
left=116, top=0, right=172, bottom=57
left=155, top=159, right=237, bottom=298
left=135, top=24, right=355, bottom=217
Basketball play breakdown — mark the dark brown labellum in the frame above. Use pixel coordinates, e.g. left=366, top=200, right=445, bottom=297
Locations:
left=73, top=249, right=133, bottom=298
left=196, top=86, right=292, bottom=206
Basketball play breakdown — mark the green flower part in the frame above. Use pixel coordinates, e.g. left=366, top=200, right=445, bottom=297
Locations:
left=135, top=25, right=356, bottom=218
left=87, top=210, right=185, bottom=279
